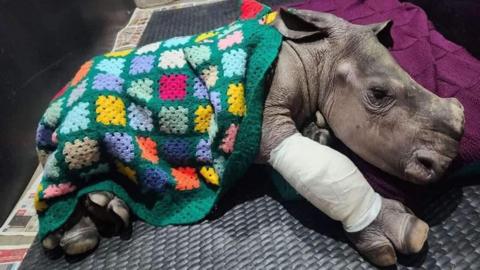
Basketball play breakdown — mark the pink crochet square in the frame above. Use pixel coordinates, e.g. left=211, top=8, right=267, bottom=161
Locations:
left=159, top=74, right=187, bottom=100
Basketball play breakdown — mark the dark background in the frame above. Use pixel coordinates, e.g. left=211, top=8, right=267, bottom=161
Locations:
left=0, top=0, right=478, bottom=224
left=0, top=0, right=135, bottom=224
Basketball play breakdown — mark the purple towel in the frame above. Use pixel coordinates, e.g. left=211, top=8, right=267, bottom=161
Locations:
left=285, top=0, right=480, bottom=206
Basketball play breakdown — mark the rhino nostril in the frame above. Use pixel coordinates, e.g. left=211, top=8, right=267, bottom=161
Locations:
left=417, top=156, right=433, bottom=171
left=408, top=149, right=454, bottom=183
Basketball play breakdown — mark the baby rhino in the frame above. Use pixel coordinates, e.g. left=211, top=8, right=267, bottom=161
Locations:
left=39, top=8, right=463, bottom=267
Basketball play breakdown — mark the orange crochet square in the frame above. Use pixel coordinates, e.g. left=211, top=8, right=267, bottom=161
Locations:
left=172, top=167, right=200, bottom=191
left=71, top=60, right=93, bottom=86
left=136, top=137, right=159, bottom=164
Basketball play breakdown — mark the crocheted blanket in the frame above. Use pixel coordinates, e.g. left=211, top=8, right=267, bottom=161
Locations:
left=34, top=2, right=282, bottom=240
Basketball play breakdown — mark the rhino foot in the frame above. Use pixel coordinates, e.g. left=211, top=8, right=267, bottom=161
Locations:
left=85, top=192, right=131, bottom=237
left=347, top=198, right=429, bottom=266
left=42, top=192, right=131, bottom=257
left=59, top=216, right=99, bottom=256
left=302, top=111, right=333, bottom=145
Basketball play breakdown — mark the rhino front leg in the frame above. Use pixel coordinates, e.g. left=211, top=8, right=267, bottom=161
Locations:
left=301, top=113, right=429, bottom=265
left=347, top=198, right=429, bottom=266
left=269, top=133, right=428, bottom=266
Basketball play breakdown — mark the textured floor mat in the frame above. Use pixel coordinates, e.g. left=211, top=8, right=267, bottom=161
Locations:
left=139, top=0, right=301, bottom=44
left=20, top=1, right=480, bottom=269
left=19, top=182, right=480, bottom=269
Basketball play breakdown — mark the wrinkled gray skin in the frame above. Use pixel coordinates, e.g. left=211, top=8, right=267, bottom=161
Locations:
left=42, top=9, right=464, bottom=267
left=259, top=9, right=464, bottom=183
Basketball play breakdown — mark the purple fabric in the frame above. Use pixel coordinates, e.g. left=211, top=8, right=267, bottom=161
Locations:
left=142, top=167, right=170, bottom=192
left=285, top=0, right=480, bottom=206
left=130, top=55, right=155, bottom=75
left=103, top=132, right=135, bottom=163
left=196, top=139, right=213, bottom=163
left=162, top=139, right=190, bottom=164
left=36, top=123, right=54, bottom=147
left=193, top=77, right=209, bottom=99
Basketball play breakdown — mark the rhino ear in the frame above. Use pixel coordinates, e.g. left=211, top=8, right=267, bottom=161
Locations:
left=367, top=20, right=391, bottom=35
left=273, top=8, right=334, bottom=40
left=366, top=20, right=394, bottom=48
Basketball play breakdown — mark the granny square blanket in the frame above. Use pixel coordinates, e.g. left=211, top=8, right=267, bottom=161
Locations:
left=34, top=2, right=282, bottom=239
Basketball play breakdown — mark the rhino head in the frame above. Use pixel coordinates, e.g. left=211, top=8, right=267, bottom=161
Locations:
left=273, top=9, right=464, bottom=184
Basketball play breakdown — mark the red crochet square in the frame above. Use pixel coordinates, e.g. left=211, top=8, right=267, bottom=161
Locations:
left=240, top=0, right=264, bottom=20
left=159, top=74, right=188, bottom=100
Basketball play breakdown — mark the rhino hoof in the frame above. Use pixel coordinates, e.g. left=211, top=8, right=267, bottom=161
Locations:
left=41, top=192, right=131, bottom=258
left=301, top=122, right=332, bottom=145
left=59, top=216, right=99, bottom=256
left=404, top=218, right=429, bottom=254
left=85, top=192, right=131, bottom=237
left=362, top=244, right=397, bottom=267
left=347, top=197, right=429, bottom=267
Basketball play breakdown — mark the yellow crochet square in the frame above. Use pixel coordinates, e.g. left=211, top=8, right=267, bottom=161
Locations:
left=195, top=31, right=218, bottom=43
left=200, top=166, right=219, bottom=186
left=194, top=105, right=213, bottom=133
left=95, top=95, right=127, bottom=126
left=227, top=83, right=246, bottom=116
left=265, top=11, right=278, bottom=24
left=104, top=49, right=132, bottom=57
left=34, top=184, right=47, bottom=212
left=115, top=160, right=137, bottom=184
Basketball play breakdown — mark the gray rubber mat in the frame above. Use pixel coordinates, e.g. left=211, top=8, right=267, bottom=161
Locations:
left=139, top=0, right=301, bottom=44
left=20, top=1, right=480, bottom=269
left=19, top=181, right=480, bottom=269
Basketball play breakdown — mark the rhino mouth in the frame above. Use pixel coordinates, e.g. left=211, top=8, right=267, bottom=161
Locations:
left=404, top=149, right=453, bottom=184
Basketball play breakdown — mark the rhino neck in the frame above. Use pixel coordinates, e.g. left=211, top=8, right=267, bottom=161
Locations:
left=283, top=39, right=334, bottom=124
left=257, top=40, right=333, bottom=163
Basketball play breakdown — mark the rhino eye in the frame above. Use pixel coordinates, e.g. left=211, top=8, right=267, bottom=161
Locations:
left=365, top=87, right=394, bottom=111
left=370, top=87, right=388, bottom=100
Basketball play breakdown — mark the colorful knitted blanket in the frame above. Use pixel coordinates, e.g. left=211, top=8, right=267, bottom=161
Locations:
left=34, top=2, right=282, bottom=240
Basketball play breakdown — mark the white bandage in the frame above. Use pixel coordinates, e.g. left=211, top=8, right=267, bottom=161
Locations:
left=269, top=133, right=381, bottom=232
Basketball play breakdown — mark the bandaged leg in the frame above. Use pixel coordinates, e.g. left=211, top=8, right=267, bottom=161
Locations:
left=269, top=133, right=429, bottom=266
left=268, top=133, right=381, bottom=232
